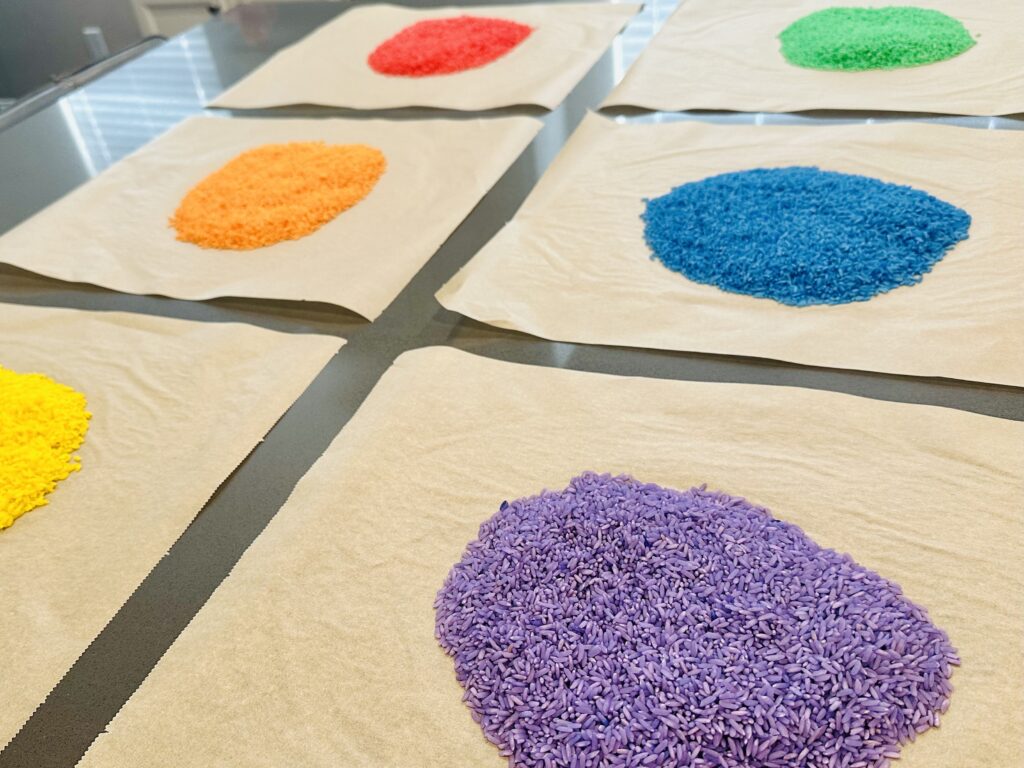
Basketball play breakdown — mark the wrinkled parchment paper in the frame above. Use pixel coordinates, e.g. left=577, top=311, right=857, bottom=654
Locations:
left=0, top=303, right=340, bottom=746
left=212, top=2, right=640, bottom=111
left=604, top=0, right=1024, bottom=115
left=0, top=116, right=541, bottom=320
left=81, top=348, right=1023, bottom=768
left=438, top=115, right=1024, bottom=386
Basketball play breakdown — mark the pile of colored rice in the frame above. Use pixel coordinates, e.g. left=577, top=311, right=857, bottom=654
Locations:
left=171, top=142, right=386, bottom=250
left=436, top=473, right=957, bottom=768
left=641, top=166, right=970, bottom=306
left=1, top=366, right=91, bottom=530
left=368, top=16, right=533, bottom=76
left=779, top=7, right=975, bottom=71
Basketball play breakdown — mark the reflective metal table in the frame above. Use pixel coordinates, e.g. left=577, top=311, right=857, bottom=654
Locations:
left=0, top=3, right=1020, bottom=766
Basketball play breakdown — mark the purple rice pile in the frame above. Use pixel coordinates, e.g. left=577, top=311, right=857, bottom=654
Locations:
left=435, top=473, right=957, bottom=768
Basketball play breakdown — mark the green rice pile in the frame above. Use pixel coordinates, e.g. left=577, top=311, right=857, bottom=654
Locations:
left=779, top=6, right=976, bottom=71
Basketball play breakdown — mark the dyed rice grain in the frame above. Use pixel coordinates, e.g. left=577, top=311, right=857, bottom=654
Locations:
left=436, top=472, right=957, bottom=768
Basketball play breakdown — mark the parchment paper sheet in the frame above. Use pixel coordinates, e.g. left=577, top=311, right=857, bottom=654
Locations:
left=0, top=115, right=541, bottom=320
left=211, top=2, right=640, bottom=111
left=603, top=0, right=1024, bottom=116
left=0, top=303, right=340, bottom=747
left=80, top=348, right=1023, bottom=768
left=438, top=115, right=1024, bottom=386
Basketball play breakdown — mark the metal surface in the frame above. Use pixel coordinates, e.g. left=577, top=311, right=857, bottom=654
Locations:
left=0, top=2, right=1021, bottom=766
left=0, top=37, right=165, bottom=135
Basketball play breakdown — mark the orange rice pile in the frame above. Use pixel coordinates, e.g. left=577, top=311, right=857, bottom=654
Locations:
left=1, top=365, right=91, bottom=530
left=171, top=142, right=386, bottom=250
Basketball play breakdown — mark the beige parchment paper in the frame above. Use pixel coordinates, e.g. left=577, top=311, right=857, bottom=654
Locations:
left=0, top=303, right=341, bottom=747
left=438, top=115, right=1024, bottom=386
left=210, top=2, right=640, bottom=111
left=603, top=0, right=1024, bottom=116
left=79, top=347, right=1023, bottom=768
left=0, top=115, right=541, bottom=320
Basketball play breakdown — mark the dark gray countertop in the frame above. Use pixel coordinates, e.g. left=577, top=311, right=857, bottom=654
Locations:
left=0, top=2, right=1021, bottom=766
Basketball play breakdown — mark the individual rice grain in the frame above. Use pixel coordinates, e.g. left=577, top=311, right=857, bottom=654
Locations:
left=436, top=473, right=957, bottom=768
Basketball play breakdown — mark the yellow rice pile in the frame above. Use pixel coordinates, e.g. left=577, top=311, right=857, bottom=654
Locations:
left=1, top=366, right=91, bottom=530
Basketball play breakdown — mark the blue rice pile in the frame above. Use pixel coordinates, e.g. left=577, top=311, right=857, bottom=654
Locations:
left=641, top=166, right=971, bottom=306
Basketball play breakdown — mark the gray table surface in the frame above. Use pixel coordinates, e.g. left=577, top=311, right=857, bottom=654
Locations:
left=0, top=2, right=1021, bottom=766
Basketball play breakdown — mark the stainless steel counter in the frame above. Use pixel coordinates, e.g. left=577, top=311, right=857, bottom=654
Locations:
left=0, top=2, right=1020, bottom=766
